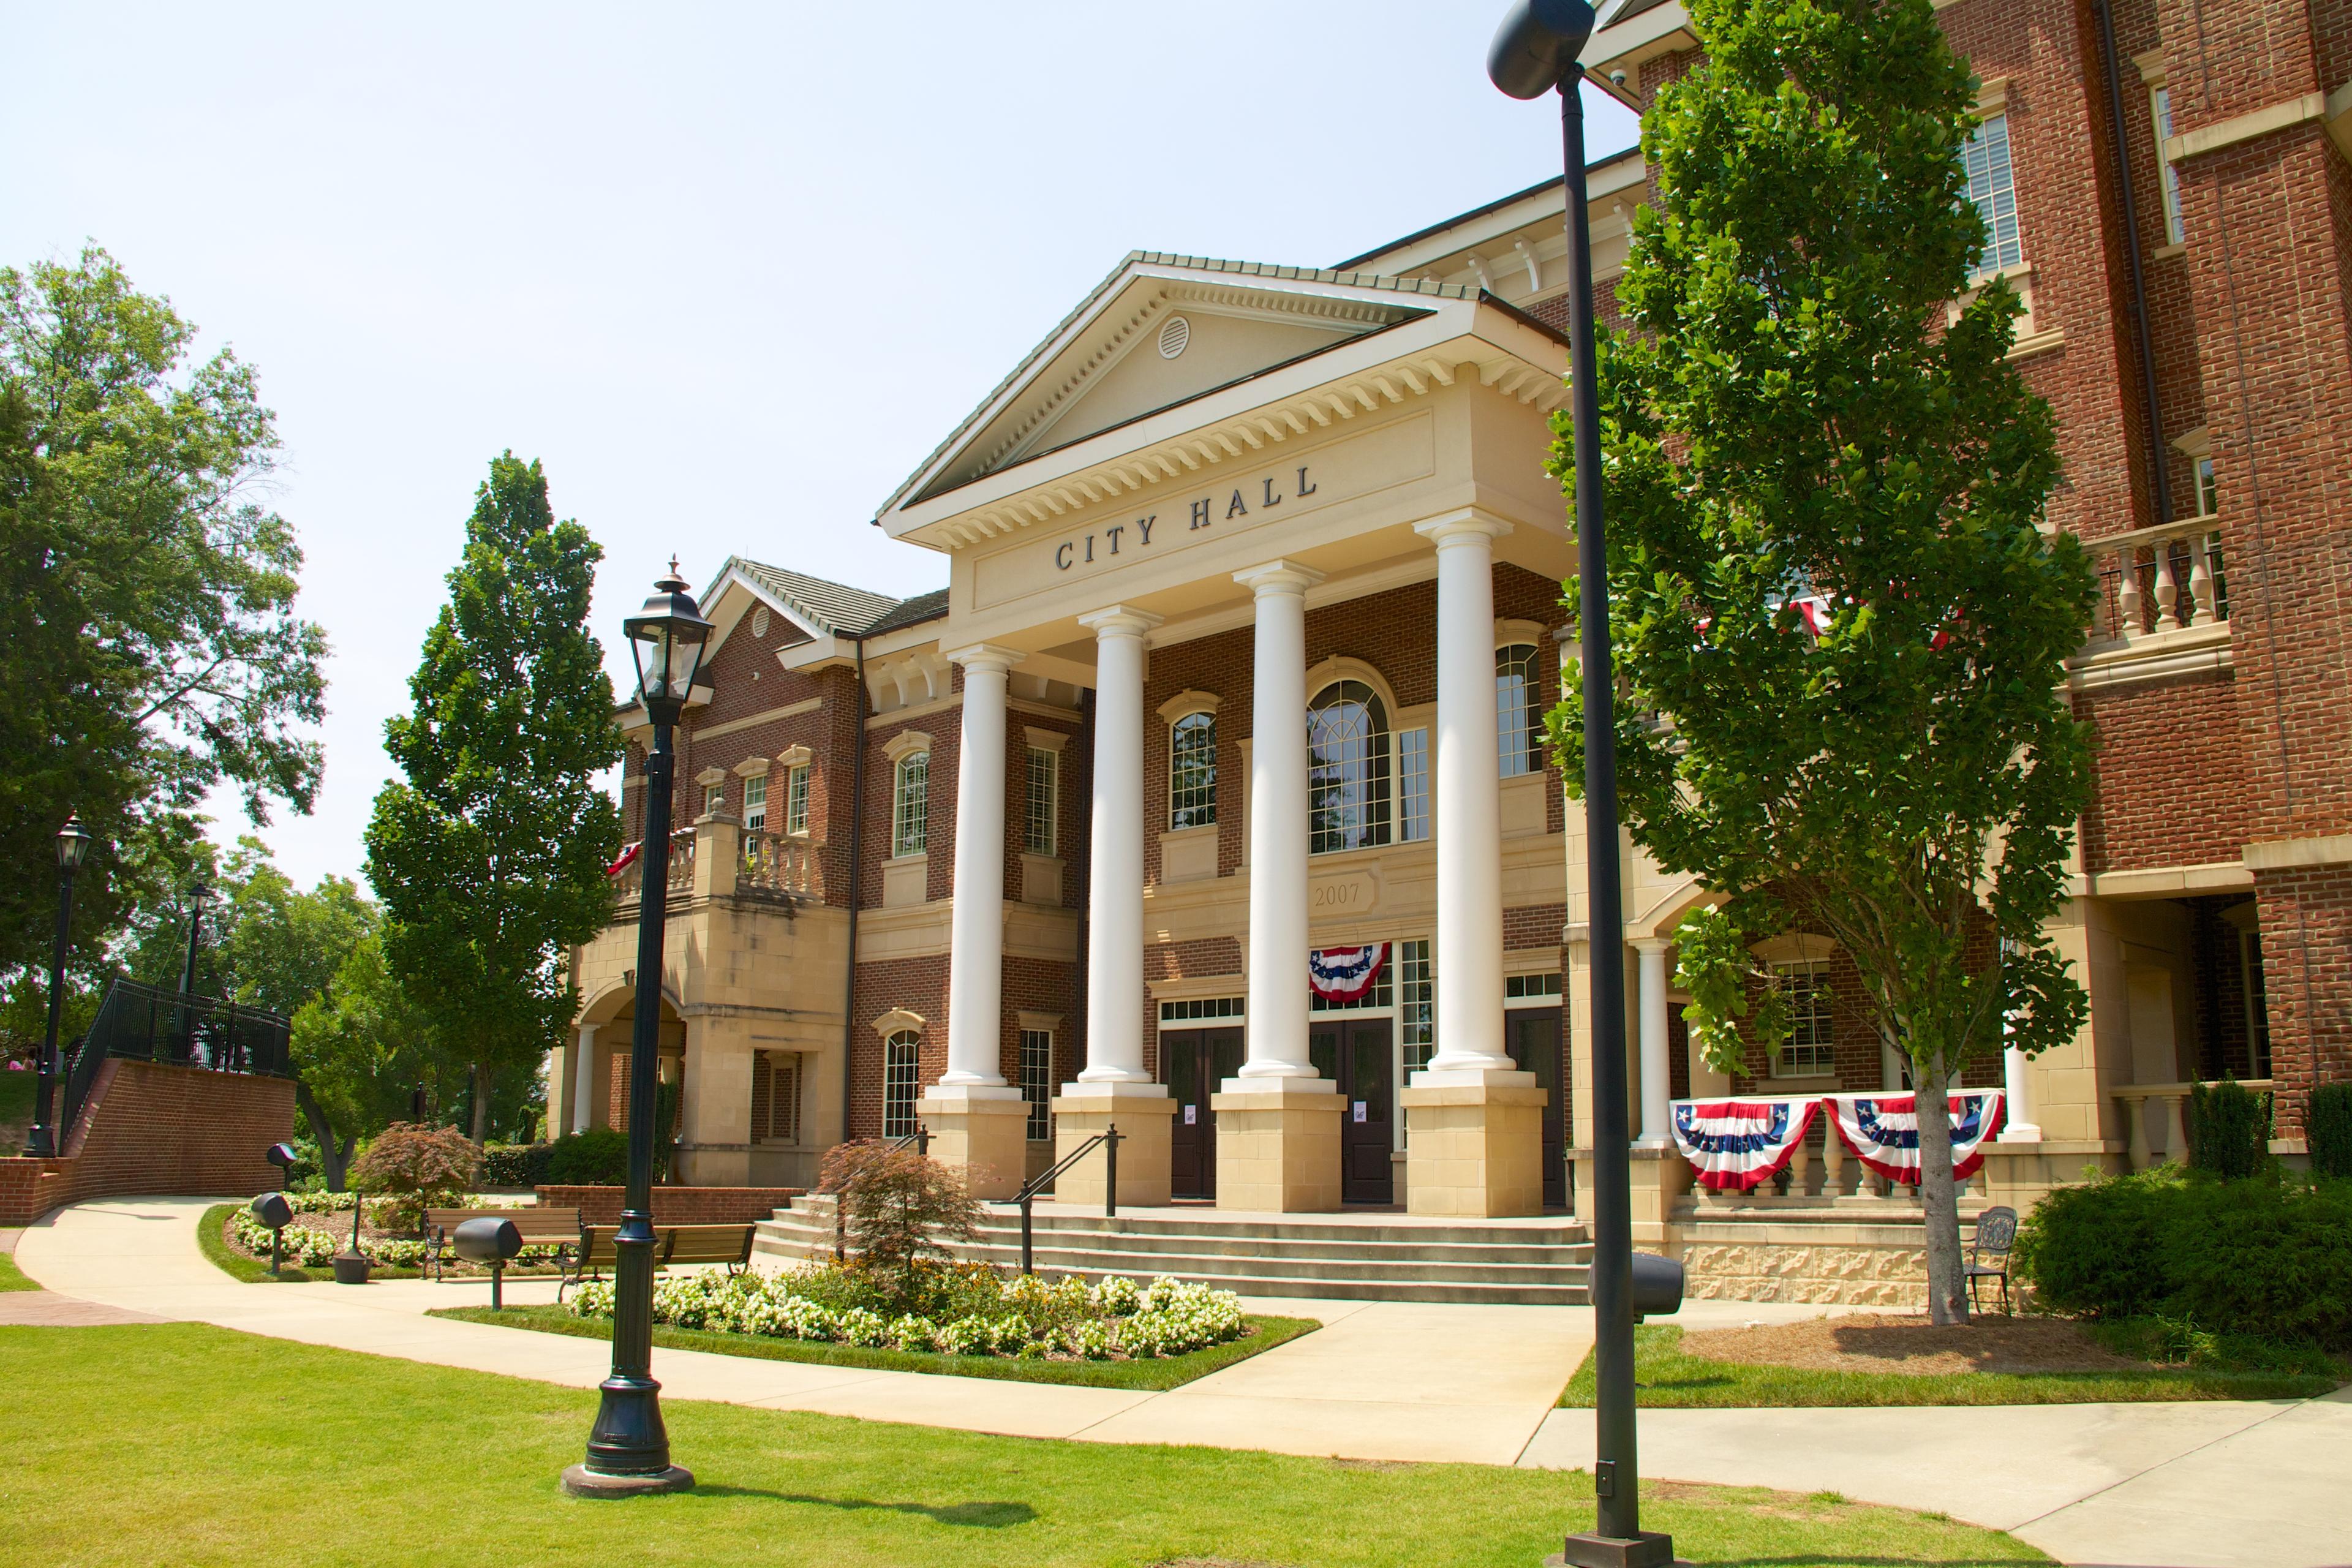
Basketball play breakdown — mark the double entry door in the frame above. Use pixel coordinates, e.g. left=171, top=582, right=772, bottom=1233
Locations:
left=1505, top=1008, right=1567, bottom=1208
left=1310, top=1016, right=1395, bottom=1205
left=1164, top=1027, right=1243, bottom=1199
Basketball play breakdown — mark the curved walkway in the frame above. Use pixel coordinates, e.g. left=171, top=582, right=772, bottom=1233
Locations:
left=15, top=1197, right=2351, bottom=1567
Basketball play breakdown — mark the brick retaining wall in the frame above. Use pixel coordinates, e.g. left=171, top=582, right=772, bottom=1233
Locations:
left=0, top=1058, right=295, bottom=1226
left=535, top=1184, right=801, bottom=1226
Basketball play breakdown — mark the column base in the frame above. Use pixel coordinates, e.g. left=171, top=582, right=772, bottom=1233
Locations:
left=916, top=1088, right=1028, bottom=1200
left=1402, top=1069, right=1545, bottom=1218
left=1997, top=1124, right=2044, bottom=1143
left=1051, top=1085, right=1175, bottom=1207
left=1210, top=1080, right=1341, bottom=1213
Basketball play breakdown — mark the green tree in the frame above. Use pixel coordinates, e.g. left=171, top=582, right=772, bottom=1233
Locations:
left=0, top=248, right=326, bottom=980
left=364, top=454, right=620, bottom=1144
left=1550, top=0, right=2094, bottom=1322
left=290, top=934, right=457, bottom=1188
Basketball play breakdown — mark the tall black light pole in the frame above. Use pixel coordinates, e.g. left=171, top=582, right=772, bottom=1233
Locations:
left=561, top=561, right=710, bottom=1500
left=24, top=815, right=95, bottom=1158
left=1491, top=5, right=1674, bottom=1565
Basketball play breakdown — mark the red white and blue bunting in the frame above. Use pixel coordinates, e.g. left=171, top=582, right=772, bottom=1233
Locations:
left=1825, top=1091, right=2005, bottom=1185
left=1307, top=943, right=1387, bottom=1003
left=1668, top=1096, right=1823, bottom=1193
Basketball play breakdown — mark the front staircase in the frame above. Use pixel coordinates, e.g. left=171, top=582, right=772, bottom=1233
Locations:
left=755, top=1195, right=1593, bottom=1306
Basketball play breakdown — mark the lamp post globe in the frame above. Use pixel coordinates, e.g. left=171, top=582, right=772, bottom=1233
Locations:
left=1487, top=6, right=1673, bottom=1565
left=562, top=562, right=710, bottom=1499
left=26, top=815, right=97, bottom=1158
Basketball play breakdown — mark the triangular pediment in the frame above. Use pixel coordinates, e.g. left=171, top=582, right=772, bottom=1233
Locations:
left=891, top=254, right=1468, bottom=511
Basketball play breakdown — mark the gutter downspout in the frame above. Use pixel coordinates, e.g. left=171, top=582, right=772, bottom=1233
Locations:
left=2093, top=0, right=2176, bottom=526
left=839, top=633, right=869, bottom=1149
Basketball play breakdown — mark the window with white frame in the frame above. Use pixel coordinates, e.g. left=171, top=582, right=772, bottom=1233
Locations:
left=1019, top=1028, right=1054, bottom=1140
left=1398, top=938, right=1435, bottom=1076
left=1771, top=960, right=1835, bottom=1077
left=1308, top=679, right=1390, bottom=854
left=2151, top=86, right=2184, bottom=246
left=1496, top=644, right=1542, bottom=777
left=1025, top=745, right=1058, bottom=857
left=703, top=782, right=725, bottom=818
left=1169, top=710, right=1217, bottom=829
left=2195, top=455, right=2218, bottom=518
left=1505, top=972, right=1563, bottom=1002
left=742, top=773, right=767, bottom=832
left=785, top=763, right=812, bottom=835
left=1962, top=113, right=2023, bottom=274
left=882, top=1031, right=921, bottom=1136
left=1396, top=726, right=1431, bottom=842
left=891, top=752, right=928, bottom=858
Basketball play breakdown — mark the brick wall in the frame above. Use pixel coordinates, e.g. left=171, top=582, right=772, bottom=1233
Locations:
left=535, top=1184, right=801, bottom=1226
left=0, top=1058, right=295, bottom=1226
left=2075, top=673, right=2250, bottom=873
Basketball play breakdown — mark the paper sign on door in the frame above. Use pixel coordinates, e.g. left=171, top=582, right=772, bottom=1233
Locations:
left=1183, top=1105, right=1197, bottom=1125
left=1352, top=1101, right=1367, bottom=1123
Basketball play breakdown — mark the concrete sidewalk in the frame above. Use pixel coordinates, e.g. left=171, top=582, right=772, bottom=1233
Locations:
left=17, top=1196, right=2351, bottom=1567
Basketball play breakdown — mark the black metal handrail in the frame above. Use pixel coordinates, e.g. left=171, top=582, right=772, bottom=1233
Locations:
left=832, top=1123, right=929, bottom=1262
left=55, top=978, right=292, bottom=1147
left=1014, top=1123, right=1121, bottom=1275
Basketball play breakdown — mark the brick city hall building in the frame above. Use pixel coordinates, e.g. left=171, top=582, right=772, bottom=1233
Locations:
left=555, top=0, right=2351, bottom=1292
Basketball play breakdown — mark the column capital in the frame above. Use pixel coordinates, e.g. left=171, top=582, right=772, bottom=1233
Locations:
left=1232, top=559, right=1325, bottom=597
left=1414, top=508, right=1515, bottom=548
left=944, top=643, right=1025, bottom=674
left=1630, top=936, right=1673, bottom=956
left=1076, top=604, right=1164, bottom=639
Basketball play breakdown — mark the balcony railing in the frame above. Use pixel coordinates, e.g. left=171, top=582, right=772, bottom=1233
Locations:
left=2115, top=1078, right=2271, bottom=1170
left=2084, top=515, right=2228, bottom=646
left=609, top=820, right=819, bottom=914
left=612, top=828, right=694, bottom=904
left=741, top=829, right=822, bottom=900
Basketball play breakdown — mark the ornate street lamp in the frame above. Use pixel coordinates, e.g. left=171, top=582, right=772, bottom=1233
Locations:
left=1491, top=5, right=1680, bottom=1566
left=24, top=815, right=95, bottom=1158
left=561, top=562, right=710, bottom=1499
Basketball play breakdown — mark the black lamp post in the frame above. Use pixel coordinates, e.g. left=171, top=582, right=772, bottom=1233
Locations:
left=560, top=561, right=710, bottom=1500
left=1491, top=5, right=1675, bottom=1566
left=24, top=814, right=95, bottom=1158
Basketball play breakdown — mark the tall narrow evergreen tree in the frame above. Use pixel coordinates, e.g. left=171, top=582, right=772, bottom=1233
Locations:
left=365, top=454, right=620, bottom=1142
left=1550, top=0, right=2095, bottom=1321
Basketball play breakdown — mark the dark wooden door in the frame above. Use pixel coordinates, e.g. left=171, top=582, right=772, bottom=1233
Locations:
left=1311, top=1017, right=1394, bottom=1204
left=1164, top=1027, right=1242, bottom=1199
left=1506, top=1008, right=1567, bottom=1208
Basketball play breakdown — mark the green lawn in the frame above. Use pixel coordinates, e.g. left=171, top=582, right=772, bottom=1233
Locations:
left=435, top=1303, right=1320, bottom=1391
left=0, top=1066, right=33, bottom=1125
left=0, top=1322, right=2048, bottom=1567
left=0, top=1250, right=34, bottom=1292
left=1563, top=1324, right=2340, bottom=1408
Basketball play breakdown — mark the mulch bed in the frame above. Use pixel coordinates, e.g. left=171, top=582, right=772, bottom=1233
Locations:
left=1681, top=1313, right=2154, bottom=1376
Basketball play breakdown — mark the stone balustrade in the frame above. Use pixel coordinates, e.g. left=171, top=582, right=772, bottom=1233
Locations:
left=611, top=827, right=693, bottom=905
left=2114, top=1077, right=2271, bottom=1170
left=740, top=829, right=821, bottom=900
left=2084, top=515, right=2228, bottom=645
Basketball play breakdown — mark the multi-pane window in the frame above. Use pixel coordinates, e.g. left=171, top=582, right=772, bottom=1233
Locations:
left=1308, top=680, right=1390, bottom=854
left=891, top=752, right=928, bottom=858
left=1159, top=996, right=1245, bottom=1024
left=1399, top=939, right=1436, bottom=1076
left=1396, top=726, right=1431, bottom=842
left=1496, top=644, right=1541, bottom=778
left=1025, top=745, right=1058, bottom=857
left=882, top=1031, right=921, bottom=1137
left=1020, top=1028, right=1054, bottom=1140
left=742, top=774, right=767, bottom=832
left=1771, top=960, right=1835, bottom=1077
left=2195, top=455, right=2218, bottom=518
left=1169, top=711, right=1217, bottom=829
left=2242, top=930, right=2272, bottom=1078
left=785, top=763, right=812, bottom=835
left=1962, top=113, right=2023, bottom=274
left=1505, top=972, right=1564, bottom=1001
left=703, top=783, right=724, bottom=818
left=2151, top=86, right=2185, bottom=246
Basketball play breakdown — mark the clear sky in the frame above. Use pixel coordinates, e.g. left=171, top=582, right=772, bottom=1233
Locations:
left=3, top=2, right=1639, bottom=894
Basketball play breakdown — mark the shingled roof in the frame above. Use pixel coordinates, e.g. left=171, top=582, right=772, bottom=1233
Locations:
left=727, top=557, right=945, bottom=638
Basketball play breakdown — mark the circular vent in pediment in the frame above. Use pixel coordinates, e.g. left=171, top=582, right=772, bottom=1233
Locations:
left=1158, top=314, right=1191, bottom=360
left=751, top=606, right=771, bottom=638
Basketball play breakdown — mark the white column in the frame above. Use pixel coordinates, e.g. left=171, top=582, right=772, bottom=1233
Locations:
left=1076, top=605, right=1161, bottom=1084
left=1999, top=1045, right=2043, bottom=1141
left=940, top=644, right=1023, bottom=1093
left=1233, top=560, right=1325, bottom=1082
left=1415, top=511, right=1517, bottom=1077
left=1634, top=938, right=1673, bottom=1146
left=571, top=1024, right=598, bottom=1133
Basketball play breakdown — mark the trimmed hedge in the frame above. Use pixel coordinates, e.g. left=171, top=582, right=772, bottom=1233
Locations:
left=2188, top=1077, right=2268, bottom=1179
left=544, top=1128, right=628, bottom=1185
left=481, top=1142, right=553, bottom=1188
left=2310, top=1084, right=2352, bottom=1180
left=2015, top=1167, right=2352, bottom=1348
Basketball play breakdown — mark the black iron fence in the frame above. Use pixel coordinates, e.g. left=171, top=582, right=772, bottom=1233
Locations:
left=55, top=978, right=292, bottom=1145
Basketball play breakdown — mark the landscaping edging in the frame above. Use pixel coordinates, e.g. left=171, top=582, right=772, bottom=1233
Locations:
left=533, top=1184, right=801, bottom=1226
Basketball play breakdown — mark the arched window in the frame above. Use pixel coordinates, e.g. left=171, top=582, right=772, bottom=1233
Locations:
left=1308, top=679, right=1390, bottom=854
left=1169, top=710, right=1217, bottom=829
left=882, top=1030, right=921, bottom=1136
left=891, top=751, right=929, bottom=858
left=1496, top=644, right=1542, bottom=777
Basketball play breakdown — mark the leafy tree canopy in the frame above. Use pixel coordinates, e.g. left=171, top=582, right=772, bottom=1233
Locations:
left=1548, top=0, right=2096, bottom=1320
left=364, top=453, right=620, bottom=1140
left=0, top=248, right=326, bottom=979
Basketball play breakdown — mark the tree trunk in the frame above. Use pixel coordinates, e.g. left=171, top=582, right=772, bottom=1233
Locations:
left=1915, top=1048, right=1969, bottom=1325
left=294, top=1083, right=349, bottom=1191
left=470, top=1061, right=491, bottom=1145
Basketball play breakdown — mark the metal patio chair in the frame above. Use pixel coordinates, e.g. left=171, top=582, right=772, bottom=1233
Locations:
left=1966, top=1205, right=2018, bottom=1314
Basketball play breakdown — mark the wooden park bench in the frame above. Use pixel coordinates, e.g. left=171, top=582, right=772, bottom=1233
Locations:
left=557, top=1221, right=757, bottom=1302
left=423, top=1206, right=583, bottom=1283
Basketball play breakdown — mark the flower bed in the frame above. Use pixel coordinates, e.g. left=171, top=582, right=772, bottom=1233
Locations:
left=567, top=1265, right=1248, bottom=1364
left=221, top=1196, right=562, bottom=1275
